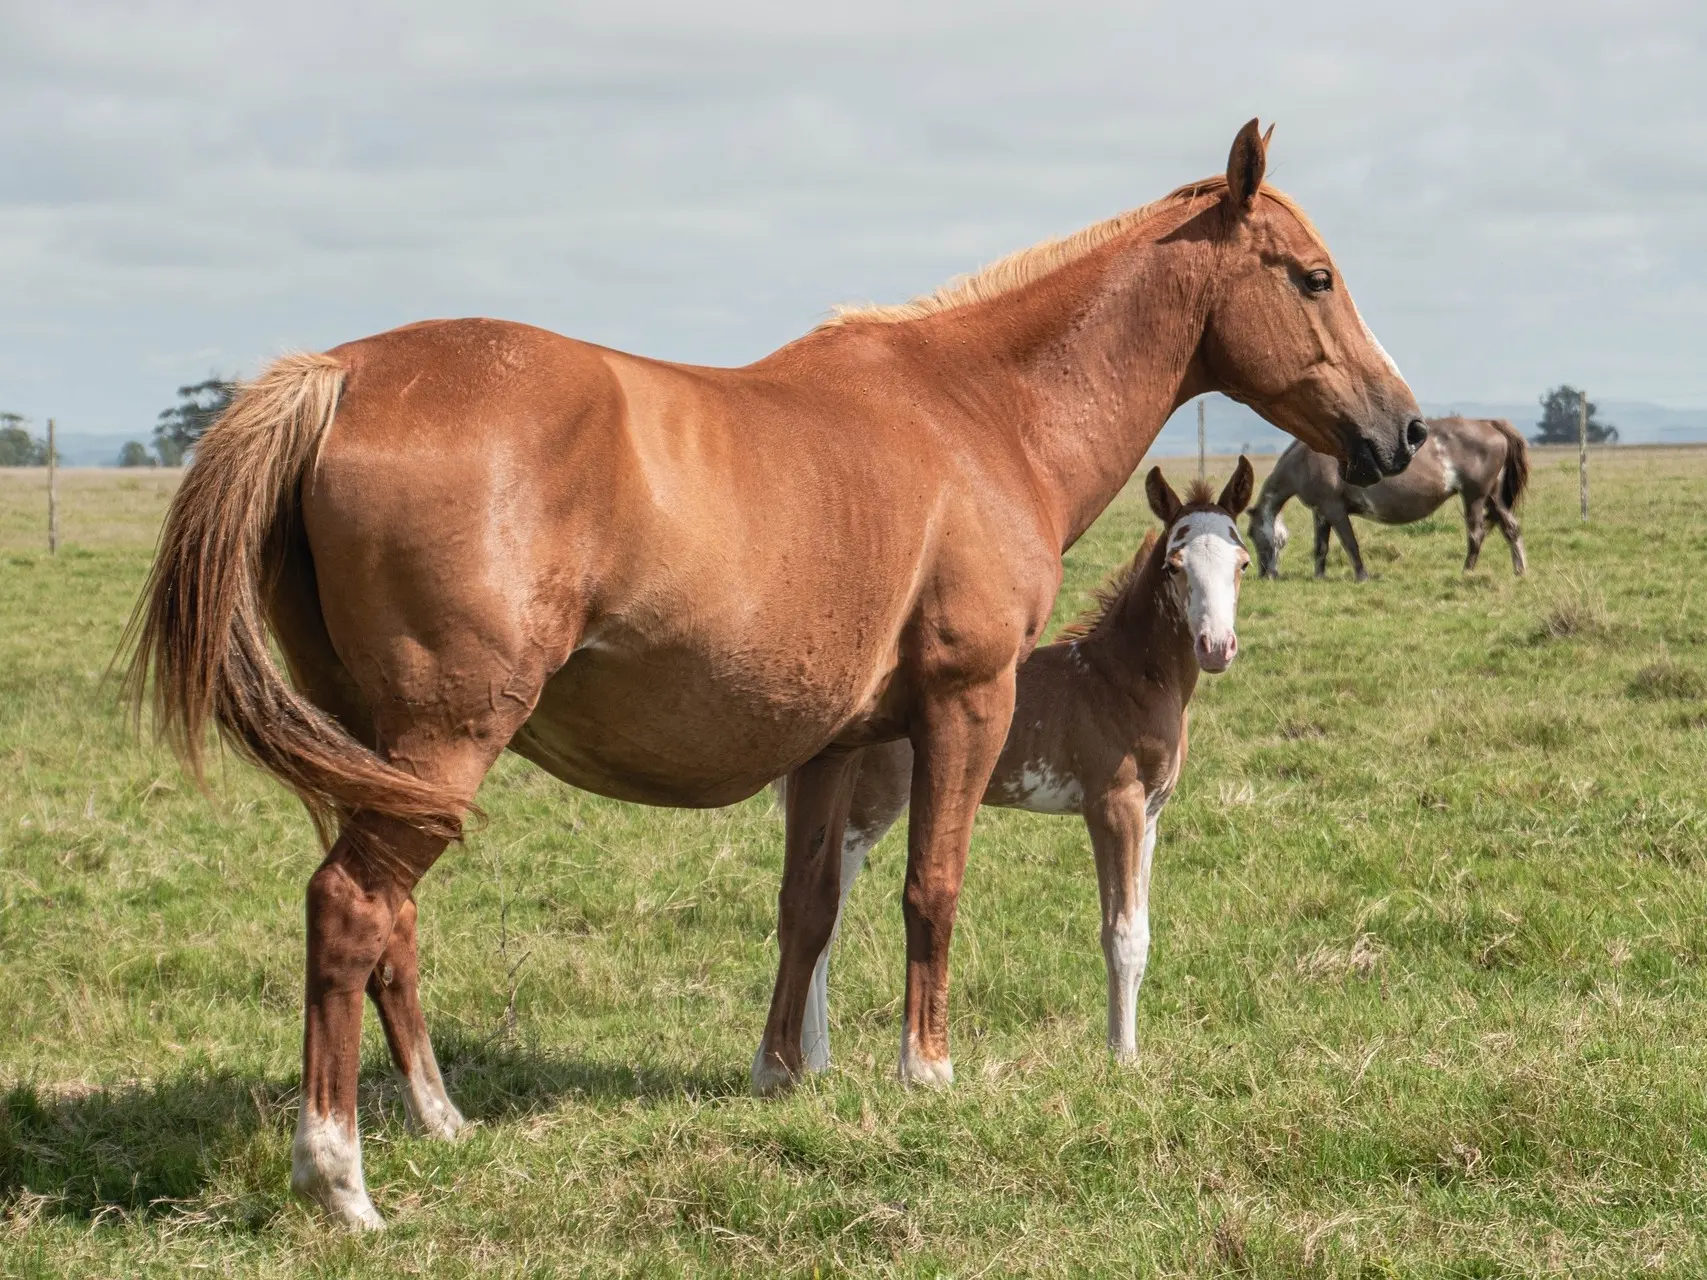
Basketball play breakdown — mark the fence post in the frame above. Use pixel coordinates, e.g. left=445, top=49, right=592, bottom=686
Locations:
left=1197, top=399, right=1206, bottom=482
left=1578, top=390, right=1589, bottom=521
left=47, top=417, right=59, bottom=555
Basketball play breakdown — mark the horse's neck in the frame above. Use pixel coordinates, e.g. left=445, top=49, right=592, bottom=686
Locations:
left=909, top=229, right=1220, bottom=549
left=1250, top=463, right=1296, bottom=537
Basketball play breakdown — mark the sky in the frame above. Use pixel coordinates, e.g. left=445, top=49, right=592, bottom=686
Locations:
left=2, top=1, right=1703, bottom=445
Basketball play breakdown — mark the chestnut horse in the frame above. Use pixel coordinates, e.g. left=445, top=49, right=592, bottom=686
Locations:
left=759, top=461, right=1254, bottom=1080
left=1247, top=416, right=1529, bottom=581
left=125, top=121, right=1424, bottom=1229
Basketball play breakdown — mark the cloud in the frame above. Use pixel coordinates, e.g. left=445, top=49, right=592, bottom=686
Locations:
left=1, top=0, right=1702, bottom=437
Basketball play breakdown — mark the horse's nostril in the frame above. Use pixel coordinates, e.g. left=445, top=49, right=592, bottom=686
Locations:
left=1404, top=418, right=1429, bottom=454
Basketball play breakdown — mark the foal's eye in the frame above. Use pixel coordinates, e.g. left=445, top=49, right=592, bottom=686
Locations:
left=1304, top=269, right=1333, bottom=294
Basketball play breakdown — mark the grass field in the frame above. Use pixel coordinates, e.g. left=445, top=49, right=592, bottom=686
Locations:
left=2, top=448, right=1706, bottom=1277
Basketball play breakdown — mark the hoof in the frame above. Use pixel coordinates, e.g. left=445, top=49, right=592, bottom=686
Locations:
left=292, top=1110, right=385, bottom=1232
left=898, top=1039, right=954, bottom=1089
left=1109, top=1042, right=1139, bottom=1065
left=750, top=1046, right=799, bottom=1098
left=403, top=1089, right=468, bottom=1143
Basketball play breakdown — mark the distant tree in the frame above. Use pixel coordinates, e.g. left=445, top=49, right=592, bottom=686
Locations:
left=153, top=376, right=237, bottom=465
left=118, top=440, right=155, bottom=467
left=1533, top=385, right=1618, bottom=445
left=0, top=413, right=48, bottom=466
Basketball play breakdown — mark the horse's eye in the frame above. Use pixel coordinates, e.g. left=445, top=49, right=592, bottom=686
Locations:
left=1304, top=269, right=1333, bottom=294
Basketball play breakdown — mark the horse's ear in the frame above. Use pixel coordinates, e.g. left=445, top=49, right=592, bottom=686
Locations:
left=1146, top=466, right=1181, bottom=524
left=1218, top=455, right=1255, bottom=517
left=1225, top=118, right=1266, bottom=210
left=1261, top=122, right=1275, bottom=150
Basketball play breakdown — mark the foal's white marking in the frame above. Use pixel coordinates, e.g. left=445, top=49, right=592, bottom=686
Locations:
left=1002, top=761, right=1084, bottom=814
left=397, top=1029, right=468, bottom=1141
left=292, top=1108, right=384, bottom=1231
left=1169, top=511, right=1245, bottom=666
left=1105, top=815, right=1160, bottom=1059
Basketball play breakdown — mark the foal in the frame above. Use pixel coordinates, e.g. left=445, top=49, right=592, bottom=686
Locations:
left=754, top=460, right=1253, bottom=1086
left=1247, top=416, right=1529, bottom=581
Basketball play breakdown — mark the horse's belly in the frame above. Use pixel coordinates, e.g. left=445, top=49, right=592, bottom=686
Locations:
left=509, top=641, right=883, bottom=807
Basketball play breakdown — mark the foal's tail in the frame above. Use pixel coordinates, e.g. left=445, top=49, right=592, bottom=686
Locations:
left=121, top=353, right=466, bottom=859
left=1490, top=418, right=1530, bottom=511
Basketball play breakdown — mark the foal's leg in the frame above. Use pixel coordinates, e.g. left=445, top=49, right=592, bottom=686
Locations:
left=1086, top=785, right=1153, bottom=1060
left=1486, top=496, right=1527, bottom=576
left=1312, top=511, right=1332, bottom=579
left=752, top=750, right=863, bottom=1095
left=800, top=745, right=911, bottom=1071
left=366, top=896, right=466, bottom=1140
left=899, top=673, right=1016, bottom=1087
left=1461, top=491, right=1489, bottom=571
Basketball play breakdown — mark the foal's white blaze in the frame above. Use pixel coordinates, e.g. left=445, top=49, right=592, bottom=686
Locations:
left=1168, top=511, right=1246, bottom=672
left=292, top=1108, right=384, bottom=1231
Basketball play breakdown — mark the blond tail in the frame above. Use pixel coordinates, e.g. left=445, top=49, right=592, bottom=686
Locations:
left=121, top=353, right=466, bottom=863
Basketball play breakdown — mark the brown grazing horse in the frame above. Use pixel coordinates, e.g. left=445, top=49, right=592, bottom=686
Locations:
left=1247, top=416, right=1529, bottom=581
left=757, top=461, right=1254, bottom=1082
left=125, top=120, right=1424, bottom=1229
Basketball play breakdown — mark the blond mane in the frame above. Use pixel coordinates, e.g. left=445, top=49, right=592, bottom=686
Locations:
left=824, top=178, right=1320, bottom=328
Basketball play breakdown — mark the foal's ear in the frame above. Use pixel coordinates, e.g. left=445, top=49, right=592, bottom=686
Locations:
left=1145, top=466, right=1181, bottom=524
left=1217, top=455, right=1255, bottom=517
left=1226, top=118, right=1267, bottom=209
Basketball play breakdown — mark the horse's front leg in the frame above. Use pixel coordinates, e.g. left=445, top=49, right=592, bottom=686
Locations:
left=752, top=749, right=863, bottom=1096
left=1086, top=784, right=1153, bottom=1060
left=899, top=670, right=1016, bottom=1087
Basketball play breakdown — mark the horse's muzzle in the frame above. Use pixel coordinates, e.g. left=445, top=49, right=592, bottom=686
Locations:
left=1343, top=417, right=1427, bottom=486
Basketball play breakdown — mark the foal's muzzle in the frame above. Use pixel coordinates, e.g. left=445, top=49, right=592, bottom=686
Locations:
left=1196, top=632, right=1238, bottom=673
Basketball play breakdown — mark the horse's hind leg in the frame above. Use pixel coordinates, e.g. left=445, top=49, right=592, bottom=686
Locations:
left=1461, top=492, right=1489, bottom=571
left=293, top=813, right=450, bottom=1231
left=291, top=682, right=547, bottom=1229
left=366, top=896, right=465, bottom=1140
left=1313, top=511, right=1332, bottom=578
left=1486, top=496, right=1527, bottom=576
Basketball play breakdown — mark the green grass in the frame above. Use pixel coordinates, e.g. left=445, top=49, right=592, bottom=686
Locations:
left=2, top=449, right=1706, bottom=1276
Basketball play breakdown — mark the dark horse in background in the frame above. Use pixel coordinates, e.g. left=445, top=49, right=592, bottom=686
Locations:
left=124, top=121, right=1424, bottom=1229
left=1246, top=416, right=1529, bottom=580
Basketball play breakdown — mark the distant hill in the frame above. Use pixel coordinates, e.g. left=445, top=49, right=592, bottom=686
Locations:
left=1152, top=397, right=1707, bottom=459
